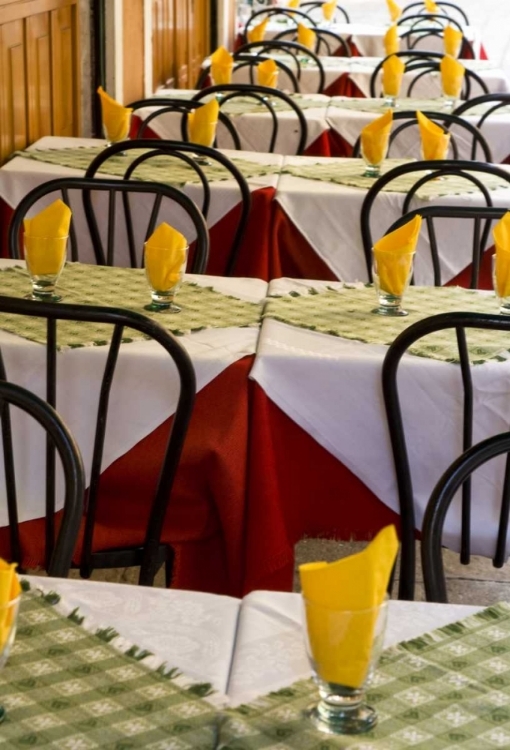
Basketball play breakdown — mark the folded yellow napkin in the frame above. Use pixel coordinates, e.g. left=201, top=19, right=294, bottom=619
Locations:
left=416, top=110, right=450, bottom=159
left=384, top=24, right=400, bottom=56
left=382, top=54, right=405, bottom=97
left=298, top=23, right=316, bottom=50
left=424, top=0, right=439, bottom=11
left=97, top=87, right=132, bottom=143
left=24, top=199, right=71, bottom=276
left=300, top=526, right=398, bottom=688
left=288, top=0, right=300, bottom=7
left=322, top=0, right=336, bottom=21
left=211, top=46, right=233, bottom=85
left=361, top=109, right=393, bottom=166
left=440, top=54, right=465, bottom=98
left=444, top=24, right=463, bottom=57
left=247, top=19, right=268, bottom=43
left=145, top=223, right=187, bottom=292
left=386, top=0, right=402, bottom=22
left=493, top=212, right=510, bottom=298
left=0, top=561, right=20, bottom=650
left=373, top=214, right=422, bottom=295
left=188, top=99, right=219, bottom=147
left=257, top=59, right=279, bottom=88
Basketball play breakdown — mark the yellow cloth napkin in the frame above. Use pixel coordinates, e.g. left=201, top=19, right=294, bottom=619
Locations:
left=384, top=24, right=400, bottom=56
left=188, top=99, right=219, bottom=147
left=386, top=0, right=402, bottom=22
left=424, top=0, right=439, bottom=11
left=444, top=25, right=463, bottom=57
left=298, top=24, right=316, bottom=50
left=493, top=212, right=510, bottom=298
left=382, top=54, right=405, bottom=97
left=23, top=199, right=71, bottom=276
left=257, top=59, right=279, bottom=88
left=361, top=109, right=393, bottom=166
left=144, top=223, right=187, bottom=292
left=0, top=561, right=20, bottom=650
left=247, top=19, right=268, bottom=43
left=322, top=0, right=336, bottom=21
left=300, top=526, right=398, bottom=688
left=373, top=214, right=422, bottom=295
left=210, top=46, right=233, bottom=85
left=97, top=87, right=132, bottom=143
left=416, top=110, right=450, bottom=159
left=440, top=54, right=465, bottom=98
left=288, top=0, right=300, bottom=8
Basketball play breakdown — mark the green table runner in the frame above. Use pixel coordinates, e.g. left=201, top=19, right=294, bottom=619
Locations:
left=282, top=159, right=510, bottom=197
left=263, top=285, right=510, bottom=364
left=328, top=98, right=447, bottom=114
left=218, top=94, right=329, bottom=116
left=0, top=264, right=262, bottom=348
left=15, top=147, right=281, bottom=186
left=222, top=602, right=510, bottom=749
left=2, top=585, right=221, bottom=748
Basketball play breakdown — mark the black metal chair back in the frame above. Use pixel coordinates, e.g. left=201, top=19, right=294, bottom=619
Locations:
left=300, top=0, right=350, bottom=23
left=352, top=110, right=492, bottom=163
left=0, top=295, right=196, bottom=585
left=422, top=431, right=510, bottom=602
left=398, top=26, right=474, bottom=58
left=0, top=379, right=85, bottom=576
left=397, top=12, right=463, bottom=31
left=85, top=141, right=250, bottom=275
left=235, top=40, right=326, bottom=93
left=383, top=312, right=510, bottom=600
left=360, top=160, right=510, bottom=280
left=127, top=97, right=240, bottom=140
left=8, top=177, right=209, bottom=273
left=231, top=54, right=300, bottom=92
left=242, top=7, right=317, bottom=44
left=189, top=84, right=308, bottom=155
left=401, top=1, right=470, bottom=25
left=272, top=27, right=351, bottom=57
left=454, top=95, right=510, bottom=158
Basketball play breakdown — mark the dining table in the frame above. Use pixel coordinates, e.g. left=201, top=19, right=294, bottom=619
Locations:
left=12, top=573, right=510, bottom=748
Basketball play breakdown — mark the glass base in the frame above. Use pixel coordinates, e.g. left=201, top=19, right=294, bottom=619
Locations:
left=0, top=705, right=5, bottom=724
left=306, top=701, right=377, bottom=735
left=499, top=304, right=510, bottom=315
left=25, top=292, right=62, bottom=302
left=372, top=306, right=408, bottom=316
left=144, top=302, right=181, bottom=313
left=363, top=166, right=381, bottom=178
left=190, top=154, right=213, bottom=166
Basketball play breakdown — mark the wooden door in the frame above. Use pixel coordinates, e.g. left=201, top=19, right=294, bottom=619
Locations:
left=152, top=0, right=174, bottom=90
left=123, top=0, right=145, bottom=103
left=175, top=0, right=191, bottom=87
left=0, top=18, right=27, bottom=162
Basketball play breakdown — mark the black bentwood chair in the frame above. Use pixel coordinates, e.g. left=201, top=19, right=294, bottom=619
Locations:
left=85, top=140, right=251, bottom=276
left=398, top=25, right=474, bottom=58
left=272, top=27, right=351, bottom=57
left=360, top=160, right=510, bottom=280
left=422, top=432, right=510, bottom=602
left=0, top=379, right=84, bottom=576
left=126, top=98, right=242, bottom=140
left=0, top=296, right=196, bottom=586
left=401, top=1, right=470, bottom=25
left=8, top=177, right=209, bottom=273
left=454, top=95, right=510, bottom=159
left=235, top=41, right=326, bottom=94
left=242, top=7, right=317, bottom=44
left=301, top=1, right=350, bottom=23
left=383, top=312, right=510, bottom=600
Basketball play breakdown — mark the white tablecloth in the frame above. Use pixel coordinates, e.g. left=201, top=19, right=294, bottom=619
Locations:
left=29, top=575, right=482, bottom=705
left=0, top=260, right=267, bottom=525
left=275, top=155, right=510, bottom=284
left=250, top=278, right=510, bottom=559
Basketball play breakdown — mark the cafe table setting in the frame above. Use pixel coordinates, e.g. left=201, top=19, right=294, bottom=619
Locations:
left=0, top=135, right=284, bottom=278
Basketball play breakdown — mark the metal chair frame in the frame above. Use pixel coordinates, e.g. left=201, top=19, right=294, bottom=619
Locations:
left=0, top=379, right=85, bottom=577
left=454, top=94, right=510, bottom=159
left=398, top=26, right=474, bottom=58
left=127, top=98, right=241, bottom=141
left=272, top=27, right=351, bottom=57
left=401, top=1, right=470, bottom=25
left=360, top=160, right=510, bottom=281
left=242, top=7, right=317, bottom=45
left=0, top=295, right=196, bottom=586
left=235, top=40, right=326, bottom=93
left=422, top=431, right=510, bottom=602
left=383, top=312, right=510, bottom=599
left=397, top=12, right=463, bottom=31
left=84, top=141, right=250, bottom=275
left=300, top=0, right=350, bottom=23
left=232, top=54, right=301, bottom=92
left=8, top=176, right=209, bottom=273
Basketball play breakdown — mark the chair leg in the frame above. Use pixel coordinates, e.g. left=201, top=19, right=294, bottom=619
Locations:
left=165, top=548, right=175, bottom=588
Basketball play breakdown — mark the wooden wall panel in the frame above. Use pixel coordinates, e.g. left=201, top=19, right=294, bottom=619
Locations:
left=26, top=12, right=52, bottom=142
left=122, top=0, right=144, bottom=103
left=0, top=19, right=27, bottom=162
left=51, top=5, right=78, bottom=136
left=152, top=0, right=174, bottom=91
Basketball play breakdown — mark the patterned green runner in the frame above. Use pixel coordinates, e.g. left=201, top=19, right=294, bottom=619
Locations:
left=328, top=97, right=447, bottom=114
left=218, top=94, right=329, bottom=116
left=222, top=602, right=510, bottom=749
left=282, top=159, right=510, bottom=198
left=263, top=285, right=510, bottom=364
left=0, top=264, right=262, bottom=348
left=14, top=147, right=281, bottom=186
left=1, top=586, right=221, bottom=748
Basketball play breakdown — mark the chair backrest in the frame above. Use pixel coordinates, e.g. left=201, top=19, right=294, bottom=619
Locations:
left=231, top=54, right=301, bottom=92
left=397, top=12, right=463, bottom=31
left=235, top=40, right=326, bottom=94
left=360, top=160, right=510, bottom=280
left=189, top=84, right=308, bottom=155
left=398, top=26, right=474, bottom=58
left=422, top=431, right=510, bottom=602
left=272, top=27, right=351, bottom=57
left=352, top=109, right=492, bottom=164
left=401, top=1, right=470, bottom=25
left=383, top=205, right=506, bottom=287
left=84, top=140, right=250, bottom=275
left=8, top=176, right=209, bottom=273
left=0, top=294, right=196, bottom=585
left=242, top=7, right=317, bottom=43
left=0, top=379, right=85, bottom=576
left=300, top=1, right=350, bottom=23
left=453, top=94, right=510, bottom=148
left=127, top=98, right=240, bottom=140
left=382, top=312, right=510, bottom=600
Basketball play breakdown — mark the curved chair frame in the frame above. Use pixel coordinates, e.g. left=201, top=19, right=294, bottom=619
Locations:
left=301, top=1, right=350, bottom=23
left=272, top=27, right=351, bottom=57
left=242, top=7, right=317, bottom=43
left=127, top=98, right=240, bottom=142
left=422, top=431, right=510, bottom=602
left=235, top=40, right=326, bottom=93
left=233, top=54, right=300, bottom=92
left=401, top=1, right=470, bottom=25
left=397, top=12, right=463, bottom=31
left=454, top=94, right=510, bottom=158
left=8, top=176, right=209, bottom=273
left=399, top=26, right=474, bottom=58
